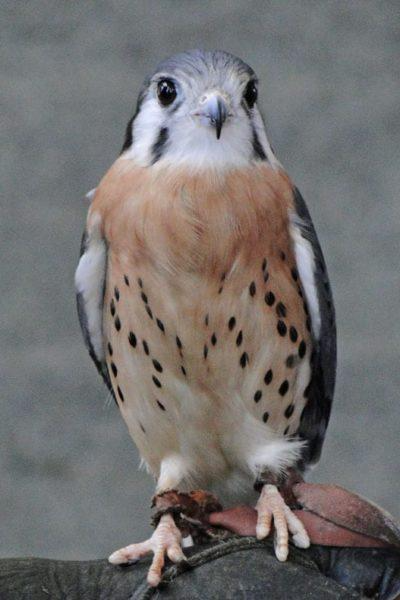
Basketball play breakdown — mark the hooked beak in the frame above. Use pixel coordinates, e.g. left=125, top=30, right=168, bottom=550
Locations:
left=193, top=92, right=229, bottom=140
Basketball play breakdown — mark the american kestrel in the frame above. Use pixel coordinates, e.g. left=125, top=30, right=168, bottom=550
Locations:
left=75, top=50, right=336, bottom=586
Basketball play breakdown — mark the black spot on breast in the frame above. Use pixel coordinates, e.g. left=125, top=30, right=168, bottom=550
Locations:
left=110, top=299, right=116, bottom=317
left=117, top=386, right=125, bottom=402
left=114, top=316, right=121, bottom=331
left=286, top=355, right=296, bottom=368
left=139, top=422, right=146, bottom=433
left=141, top=292, right=148, bottom=304
left=265, top=291, right=275, bottom=306
left=254, top=390, right=262, bottom=403
left=137, top=278, right=143, bottom=288
left=264, top=271, right=270, bottom=283
left=205, top=314, right=209, bottom=327
left=280, top=251, right=286, bottom=261
left=114, top=286, right=120, bottom=301
left=107, top=342, right=113, bottom=356
left=181, top=365, right=187, bottom=376
left=156, top=318, right=165, bottom=333
left=249, top=281, right=256, bottom=297
left=277, top=320, right=287, bottom=336
left=124, top=275, right=130, bottom=286
left=145, top=305, right=153, bottom=320
left=151, top=127, right=169, bottom=164
left=203, top=344, right=208, bottom=359
left=228, top=316, right=236, bottom=330
left=236, top=331, right=243, bottom=346
left=220, top=272, right=226, bottom=281
left=152, top=375, right=162, bottom=388
left=142, top=340, right=150, bottom=355
left=284, top=425, right=290, bottom=435
left=157, top=399, right=166, bottom=411
left=284, top=404, right=294, bottom=418
left=152, top=359, right=163, bottom=373
left=218, top=286, right=223, bottom=294
left=110, top=362, right=118, bottom=377
left=289, top=326, right=298, bottom=343
left=279, top=380, right=289, bottom=396
left=276, top=302, right=287, bottom=318
left=211, top=333, right=217, bottom=346
left=298, top=340, right=307, bottom=359
left=291, top=268, right=298, bottom=282
left=240, top=352, right=249, bottom=368
left=176, top=336, right=183, bottom=350
left=264, top=369, right=273, bottom=385
left=263, top=411, right=269, bottom=423
left=262, top=258, right=268, bottom=272
left=128, top=331, right=137, bottom=348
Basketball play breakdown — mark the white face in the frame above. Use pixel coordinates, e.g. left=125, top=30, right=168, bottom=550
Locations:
left=122, top=50, right=277, bottom=171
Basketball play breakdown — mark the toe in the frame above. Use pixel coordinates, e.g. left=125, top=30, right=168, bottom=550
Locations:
left=147, top=546, right=165, bottom=587
left=108, top=540, right=151, bottom=565
left=284, top=507, right=310, bottom=548
left=167, top=543, right=186, bottom=563
left=272, top=509, right=289, bottom=561
left=275, top=542, right=289, bottom=562
left=108, top=550, right=126, bottom=565
left=256, top=508, right=272, bottom=540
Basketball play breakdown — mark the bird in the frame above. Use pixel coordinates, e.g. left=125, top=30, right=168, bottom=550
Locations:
left=75, top=49, right=336, bottom=587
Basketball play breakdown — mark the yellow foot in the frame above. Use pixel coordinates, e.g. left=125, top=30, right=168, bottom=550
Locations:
left=108, top=513, right=186, bottom=587
left=256, top=484, right=310, bottom=561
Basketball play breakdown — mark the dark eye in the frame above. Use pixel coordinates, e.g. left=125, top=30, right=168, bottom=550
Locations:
left=157, top=79, right=177, bottom=106
left=243, top=81, right=258, bottom=108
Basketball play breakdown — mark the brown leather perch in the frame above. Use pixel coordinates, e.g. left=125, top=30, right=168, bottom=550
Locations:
left=208, top=482, right=400, bottom=550
left=150, top=482, right=400, bottom=552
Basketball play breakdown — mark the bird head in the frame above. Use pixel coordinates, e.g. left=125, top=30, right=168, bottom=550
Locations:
left=121, top=50, right=276, bottom=171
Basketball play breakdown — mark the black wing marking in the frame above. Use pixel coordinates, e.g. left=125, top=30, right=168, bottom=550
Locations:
left=76, top=230, right=114, bottom=397
left=292, top=187, right=337, bottom=467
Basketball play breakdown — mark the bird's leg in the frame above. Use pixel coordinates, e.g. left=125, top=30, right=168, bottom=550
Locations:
left=254, top=469, right=309, bottom=560
left=208, top=469, right=310, bottom=561
left=255, top=483, right=310, bottom=560
left=108, top=456, right=190, bottom=587
left=109, top=489, right=222, bottom=587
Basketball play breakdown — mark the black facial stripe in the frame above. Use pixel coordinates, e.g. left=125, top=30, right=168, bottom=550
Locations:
left=120, top=115, right=134, bottom=154
left=120, top=85, right=148, bottom=154
left=241, top=100, right=267, bottom=162
left=241, top=99, right=250, bottom=117
left=151, top=127, right=169, bottom=164
left=252, top=128, right=267, bottom=161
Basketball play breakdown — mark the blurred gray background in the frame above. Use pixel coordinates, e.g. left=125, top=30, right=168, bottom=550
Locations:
left=1, top=2, right=399, bottom=560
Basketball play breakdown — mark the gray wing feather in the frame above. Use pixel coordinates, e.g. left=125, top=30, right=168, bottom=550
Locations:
left=293, top=187, right=337, bottom=467
left=76, top=230, right=114, bottom=397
